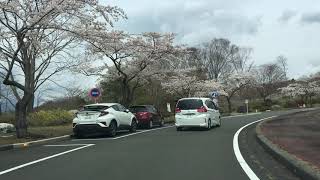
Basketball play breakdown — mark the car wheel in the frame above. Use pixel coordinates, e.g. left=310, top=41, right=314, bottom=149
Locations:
left=207, top=119, right=211, bottom=130
left=217, top=117, right=221, bottom=127
left=159, top=119, right=164, bottom=127
left=148, top=120, right=153, bottom=129
left=129, top=119, right=137, bottom=133
left=74, top=133, right=83, bottom=139
left=176, top=127, right=182, bottom=131
left=108, top=121, right=117, bottom=137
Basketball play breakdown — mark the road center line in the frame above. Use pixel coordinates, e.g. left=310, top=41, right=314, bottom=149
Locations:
left=0, top=144, right=95, bottom=176
left=233, top=116, right=277, bottom=180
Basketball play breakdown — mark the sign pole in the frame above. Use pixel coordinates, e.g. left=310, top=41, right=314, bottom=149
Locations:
left=245, top=99, right=249, bottom=114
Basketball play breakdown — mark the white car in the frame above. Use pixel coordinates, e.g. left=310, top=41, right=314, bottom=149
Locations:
left=73, top=103, right=138, bottom=137
left=175, top=98, right=221, bottom=131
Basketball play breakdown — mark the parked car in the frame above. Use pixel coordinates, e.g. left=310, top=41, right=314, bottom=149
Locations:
left=175, top=98, right=221, bottom=131
left=129, top=105, right=164, bottom=129
left=73, top=103, right=137, bottom=137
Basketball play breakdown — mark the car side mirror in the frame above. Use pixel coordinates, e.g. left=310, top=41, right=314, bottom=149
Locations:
left=125, top=109, right=130, bottom=113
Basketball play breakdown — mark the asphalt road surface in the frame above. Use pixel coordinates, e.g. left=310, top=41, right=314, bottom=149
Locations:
left=0, top=110, right=303, bottom=180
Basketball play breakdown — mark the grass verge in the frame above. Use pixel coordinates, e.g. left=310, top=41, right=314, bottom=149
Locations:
left=0, top=125, right=72, bottom=146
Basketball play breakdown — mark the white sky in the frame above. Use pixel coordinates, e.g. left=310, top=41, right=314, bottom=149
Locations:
left=103, top=0, right=320, bottom=79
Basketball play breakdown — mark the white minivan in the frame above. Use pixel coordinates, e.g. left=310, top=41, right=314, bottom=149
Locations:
left=175, top=98, right=221, bottom=131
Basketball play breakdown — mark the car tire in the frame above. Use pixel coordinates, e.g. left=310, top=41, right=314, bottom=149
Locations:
left=159, top=119, right=164, bottom=127
left=74, top=133, right=83, bottom=139
left=129, top=119, right=137, bottom=133
left=148, top=120, right=153, bottom=129
left=108, top=121, right=117, bottom=137
left=207, top=119, right=211, bottom=130
left=217, top=117, right=221, bottom=127
left=176, top=127, right=182, bottom=131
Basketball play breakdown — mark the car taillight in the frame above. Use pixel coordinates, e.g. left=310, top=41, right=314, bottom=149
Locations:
left=99, top=112, right=109, bottom=117
left=138, top=112, right=150, bottom=119
left=175, top=108, right=181, bottom=113
left=197, top=106, right=207, bottom=113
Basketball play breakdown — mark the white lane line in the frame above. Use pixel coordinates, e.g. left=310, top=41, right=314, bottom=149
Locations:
left=72, top=126, right=174, bottom=141
left=44, top=144, right=90, bottom=147
left=112, top=125, right=174, bottom=140
left=222, top=113, right=262, bottom=119
left=233, top=116, right=277, bottom=180
left=0, top=144, right=94, bottom=176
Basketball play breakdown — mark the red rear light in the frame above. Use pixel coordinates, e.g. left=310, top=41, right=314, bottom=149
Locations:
left=137, top=112, right=150, bottom=119
left=197, top=106, right=207, bottom=113
left=175, top=108, right=181, bottom=113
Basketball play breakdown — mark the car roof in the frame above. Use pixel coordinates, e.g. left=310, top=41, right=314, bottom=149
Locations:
left=85, top=103, right=118, bottom=107
left=130, top=105, right=154, bottom=107
left=178, top=97, right=211, bottom=101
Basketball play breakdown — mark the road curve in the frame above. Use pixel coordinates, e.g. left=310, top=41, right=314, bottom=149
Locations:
left=0, top=111, right=300, bottom=180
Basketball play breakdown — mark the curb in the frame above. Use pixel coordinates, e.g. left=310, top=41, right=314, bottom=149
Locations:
left=0, top=135, right=71, bottom=151
left=256, top=118, right=320, bottom=180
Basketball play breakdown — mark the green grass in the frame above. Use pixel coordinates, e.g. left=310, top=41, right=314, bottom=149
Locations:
left=0, top=125, right=72, bottom=145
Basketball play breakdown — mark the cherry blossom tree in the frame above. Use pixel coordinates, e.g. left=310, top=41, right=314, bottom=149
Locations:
left=221, top=73, right=255, bottom=113
left=78, top=31, right=179, bottom=106
left=281, top=80, right=320, bottom=107
left=161, top=68, right=225, bottom=98
left=0, top=0, right=125, bottom=137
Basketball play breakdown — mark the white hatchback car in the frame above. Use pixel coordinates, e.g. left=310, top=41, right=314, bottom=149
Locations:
left=175, top=98, right=221, bottom=131
left=73, top=103, right=137, bottom=137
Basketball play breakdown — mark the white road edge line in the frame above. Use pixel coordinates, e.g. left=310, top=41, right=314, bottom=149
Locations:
left=233, top=116, right=277, bottom=180
left=112, top=125, right=174, bottom=140
left=44, top=144, right=90, bottom=147
left=0, top=144, right=95, bottom=176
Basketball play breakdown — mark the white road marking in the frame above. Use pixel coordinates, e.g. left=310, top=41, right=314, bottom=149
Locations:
left=233, top=116, right=277, bottom=180
left=44, top=144, right=90, bottom=147
left=13, top=135, right=70, bottom=146
left=0, top=144, right=94, bottom=176
left=112, top=125, right=174, bottom=140
left=72, top=126, right=174, bottom=141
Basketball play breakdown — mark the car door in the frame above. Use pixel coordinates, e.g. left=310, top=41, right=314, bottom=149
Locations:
left=211, top=101, right=220, bottom=124
left=117, top=104, right=131, bottom=126
left=149, top=106, right=160, bottom=123
left=205, top=100, right=215, bottom=124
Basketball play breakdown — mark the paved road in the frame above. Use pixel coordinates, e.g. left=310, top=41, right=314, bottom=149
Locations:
left=0, top=110, right=302, bottom=180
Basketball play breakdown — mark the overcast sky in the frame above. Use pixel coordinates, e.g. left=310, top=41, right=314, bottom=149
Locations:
left=103, top=0, right=320, bottom=79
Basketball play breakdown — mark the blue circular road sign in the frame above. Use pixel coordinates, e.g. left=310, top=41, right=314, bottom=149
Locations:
left=89, top=88, right=101, bottom=98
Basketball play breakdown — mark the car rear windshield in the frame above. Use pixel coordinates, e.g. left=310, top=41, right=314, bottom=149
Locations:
left=129, top=106, right=148, bottom=113
left=176, top=99, right=204, bottom=110
left=83, top=105, right=109, bottom=112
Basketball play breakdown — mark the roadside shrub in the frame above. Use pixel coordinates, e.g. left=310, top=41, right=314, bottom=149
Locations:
left=28, top=109, right=73, bottom=127
left=271, top=105, right=282, bottom=111
left=0, top=113, right=15, bottom=124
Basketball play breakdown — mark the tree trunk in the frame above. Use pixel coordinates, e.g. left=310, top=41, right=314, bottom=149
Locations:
left=121, top=80, right=133, bottom=107
left=309, top=96, right=313, bottom=107
left=226, top=97, right=232, bottom=114
left=27, top=94, right=34, bottom=113
left=15, top=99, right=28, bottom=138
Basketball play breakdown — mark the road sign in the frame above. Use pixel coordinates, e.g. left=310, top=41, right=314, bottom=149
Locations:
left=89, top=88, right=101, bottom=98
left=245, top=99, right=249, bottom=104
left=89, top=88, right=101, bottom=104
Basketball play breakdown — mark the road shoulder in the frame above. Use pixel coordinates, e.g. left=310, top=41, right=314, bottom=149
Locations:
left=256, top=111, right=320, bottom=180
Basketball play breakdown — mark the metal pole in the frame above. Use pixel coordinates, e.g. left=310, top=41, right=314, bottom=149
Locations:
left=246, top=103, right=249, bottom=114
